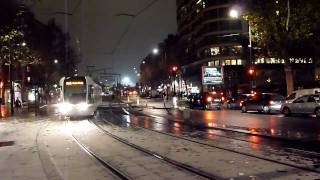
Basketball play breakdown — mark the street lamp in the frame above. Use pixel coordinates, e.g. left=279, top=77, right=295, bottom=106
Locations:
left=229, top=8, right=252, bottom=64
left=229, top=9, right=239, bottom=18
left=230, top=8, right=255, bottom=90
left=122, top=76, right=131, bottom=85
left=54, top=59, right=58, bottom=64
left=152, top=48, right=159, bottom=55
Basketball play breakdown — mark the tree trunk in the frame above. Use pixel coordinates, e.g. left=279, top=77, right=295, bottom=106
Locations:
left=0, top=65, right=4, bottom=105
left=284, top=63, right=294, bottom=96
left=21, top=66, right=27, bottom=102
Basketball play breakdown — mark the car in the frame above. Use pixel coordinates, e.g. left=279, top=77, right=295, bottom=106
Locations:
left=227, top=94, right=253, bottom=109
left=188, top=91, right=224, bottom=110
left=281, top=94, right=320, bottom=118
left=286, top=88, right=320, bottom=103
left=241, top=93, right=285, bottom=114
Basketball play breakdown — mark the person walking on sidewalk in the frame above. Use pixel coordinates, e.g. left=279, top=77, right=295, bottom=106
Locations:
left=15, top=98, right=22, bottom=112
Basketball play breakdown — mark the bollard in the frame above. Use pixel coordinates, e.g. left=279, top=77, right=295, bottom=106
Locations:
left=136, top=96, right=140, bottom=105
left=127, top=95, right=130, bottom=102
left=173, top=96, right=178, bottom=108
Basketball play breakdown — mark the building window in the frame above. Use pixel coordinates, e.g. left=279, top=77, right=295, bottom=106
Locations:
left=225, top=60, right=231, bottom=65
left=237, top=59, right=242, bottom=65
left=210, top=47, right=220, bottom=56
left=231, top=60, right=237, bottom=65
left=214, top=60, right=220, bottom=66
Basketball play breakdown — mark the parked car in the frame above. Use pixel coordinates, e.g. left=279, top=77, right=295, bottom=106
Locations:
left=241, top=93, right=285, bottom=114
left=188, top=91, right=225, bottom=110
left=286, top=88, right=320, bottom=103
left=227, top=94, right=253, bottom=109
left=281, top=94, right=320, bottom=118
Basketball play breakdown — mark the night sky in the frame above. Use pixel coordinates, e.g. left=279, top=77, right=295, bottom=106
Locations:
left=27, top=0, right=176, bottom=84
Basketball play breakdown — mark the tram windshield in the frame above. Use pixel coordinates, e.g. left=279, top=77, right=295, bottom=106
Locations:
left=64, top=85, right=87, bottom=104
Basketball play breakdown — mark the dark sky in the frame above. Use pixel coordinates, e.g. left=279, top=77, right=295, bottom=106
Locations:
left=28, top=0, right=177, bottom=84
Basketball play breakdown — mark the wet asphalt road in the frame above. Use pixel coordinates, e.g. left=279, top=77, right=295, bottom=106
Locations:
left=133, top=107, right=320, bottom=141
left=96, top=106, right=320, bottom=173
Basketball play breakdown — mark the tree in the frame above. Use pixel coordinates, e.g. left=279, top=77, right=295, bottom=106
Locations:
left=0, top=28, right=40, bottom=66
left=245, top=0, right=320, bottom=95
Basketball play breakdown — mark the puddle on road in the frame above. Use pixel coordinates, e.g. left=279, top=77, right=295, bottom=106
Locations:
left=0, top=141, right=15, bottom=147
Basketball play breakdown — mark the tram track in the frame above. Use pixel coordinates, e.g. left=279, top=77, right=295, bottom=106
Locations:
left=98, top=105, right=320, bottom=174
left=120, top=106, right=320, bottom=157
left=67, top=120, right=131, bottom=180
left=88, top=118, right=219, bottom=180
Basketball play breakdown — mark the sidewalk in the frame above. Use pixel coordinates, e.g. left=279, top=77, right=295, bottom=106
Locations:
left=0, top=104, right=53, bottom=121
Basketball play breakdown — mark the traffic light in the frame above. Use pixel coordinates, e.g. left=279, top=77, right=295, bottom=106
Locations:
left=248, top=68, right=255, bottom=75
left=172, top=66, right=178, bottom=72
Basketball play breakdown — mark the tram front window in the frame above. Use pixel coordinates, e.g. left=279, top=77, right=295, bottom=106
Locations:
left=64, top=86, right=86, bottom=104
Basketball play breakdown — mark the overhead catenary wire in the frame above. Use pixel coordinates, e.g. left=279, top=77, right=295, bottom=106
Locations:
left=106, top=0, right=161, bottom=55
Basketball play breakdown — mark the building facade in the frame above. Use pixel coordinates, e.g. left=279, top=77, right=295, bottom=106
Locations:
left=177, top=0, right=249, bottom=95
left=177, top=0, right=319, bottom=96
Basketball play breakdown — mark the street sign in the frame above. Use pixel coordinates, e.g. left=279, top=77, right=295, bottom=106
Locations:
left=202, top=66, right=223, bottom=85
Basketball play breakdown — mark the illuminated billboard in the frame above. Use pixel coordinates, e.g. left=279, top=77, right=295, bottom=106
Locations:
left=202, top=66, right=223, bottom=85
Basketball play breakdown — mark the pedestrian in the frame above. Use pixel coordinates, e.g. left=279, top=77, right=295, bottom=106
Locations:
left=15, top=98, right=21, bottom=112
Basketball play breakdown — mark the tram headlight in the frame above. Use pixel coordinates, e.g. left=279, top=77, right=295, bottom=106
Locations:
left=59, top=102, right=73, bottom=114
left=76, top=103, right=89, bottom=111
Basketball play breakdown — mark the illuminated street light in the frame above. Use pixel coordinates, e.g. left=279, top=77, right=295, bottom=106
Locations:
left=54, top=59, right=58, bottom=64
left=229, top=9, right=239, bottom=18
left=153, top=48, right=159, bottom=55
left=122, top=76, right=131, bottom=85
left=142, top=61, right=146, bottom=64
left=21, top=42, right=26, bottom=46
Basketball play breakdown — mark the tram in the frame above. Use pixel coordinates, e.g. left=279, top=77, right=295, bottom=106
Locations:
left=58, top=76, right=102, bottom=117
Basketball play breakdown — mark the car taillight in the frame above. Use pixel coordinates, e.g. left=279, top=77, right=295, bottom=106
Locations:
left=207, top=96, right=212, bottom=102
left=269, top=100, right=275, bottom=105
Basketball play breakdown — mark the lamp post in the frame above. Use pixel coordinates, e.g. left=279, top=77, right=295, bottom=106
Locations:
left=230, top=8, right=254, bottom=89
left=229, top=9, right=252, bottom=64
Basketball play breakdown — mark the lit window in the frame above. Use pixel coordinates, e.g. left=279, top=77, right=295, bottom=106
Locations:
left=237, top=59, right=242, bottom=65
left=214, top=60, right=220, bottom=67
left=210, top=47, right=220, bottom=56
left=225, top=60, right=231, bottom=65
left=231, top=60, right=237, bottom=65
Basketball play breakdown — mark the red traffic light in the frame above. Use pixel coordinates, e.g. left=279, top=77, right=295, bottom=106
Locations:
left=172, top=66, right=178, bottom=72
left=248, top=68, right=255, bottom=75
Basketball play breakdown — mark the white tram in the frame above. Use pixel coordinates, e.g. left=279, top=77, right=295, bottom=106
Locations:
left=58, top=76, right=102, bottom=117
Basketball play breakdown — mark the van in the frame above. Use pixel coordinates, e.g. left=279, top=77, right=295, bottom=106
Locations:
left=286, top=88, right=320, bottom=103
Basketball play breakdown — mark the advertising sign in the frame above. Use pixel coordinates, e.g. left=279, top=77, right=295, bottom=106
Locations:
left=202, top=66, right=223, bottom=85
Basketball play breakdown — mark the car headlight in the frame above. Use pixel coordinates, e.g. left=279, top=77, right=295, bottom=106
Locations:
left=58, top=102, right=73, bottom=114
left=76, top=103, right=89, bottom=111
